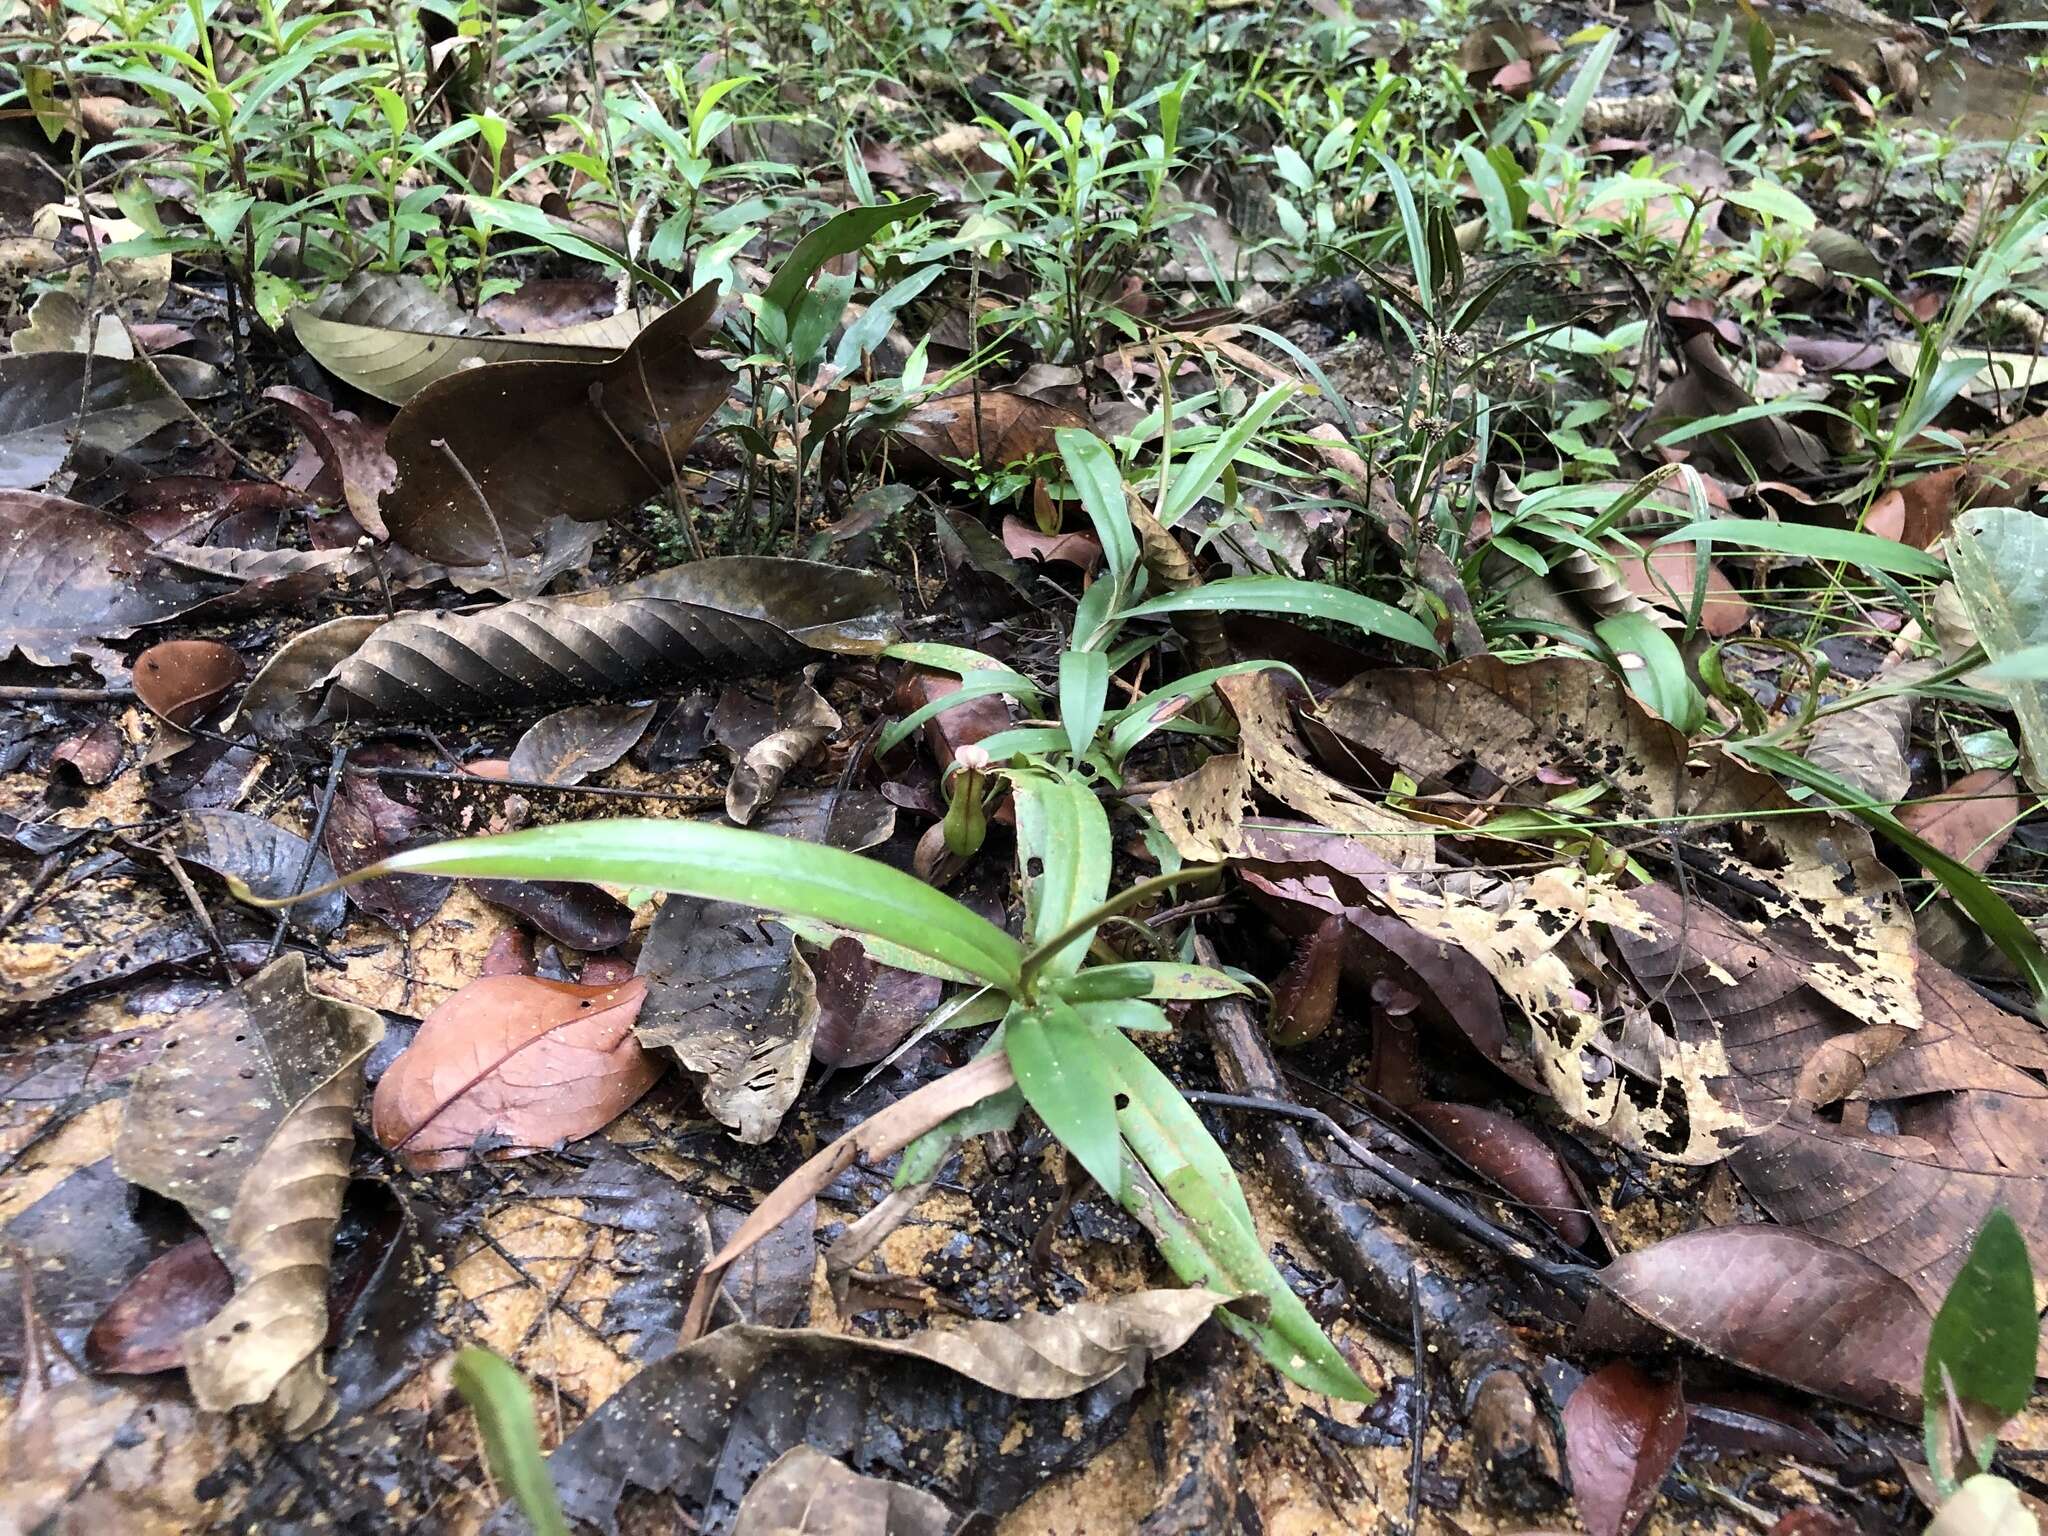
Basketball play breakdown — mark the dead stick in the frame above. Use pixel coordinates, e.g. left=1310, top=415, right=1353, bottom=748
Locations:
left=0, top=685, right=136, bottom=703
left=432, top=437, right=516, bottom=585
left=266, top=743, right=347, bottom=963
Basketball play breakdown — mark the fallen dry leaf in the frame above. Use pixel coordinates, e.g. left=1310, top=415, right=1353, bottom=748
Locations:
left=262, top=385, right=398, bottom=539
left=1000, top=514, right=1104, bottom=573
left=322, top=749, right=452, bottom=931
left=113, top=954, right=382, bottom=1434
left=84, top=1236, right=234, bottom=1375
left=1562, top=1362, right=1686, bottom=1536
left=0, top=352, right=193, bottom=489
left=1407, top=1102, right=1592, bottom=1247
left=1898, top=768, right=2026, bottom=871
left=370, top=973, right=660, bottom=1171
left=890, top=389, right=1093, bottom=476
left=1599, top=1225, right=1930, bottom=1418
left=810, top=936, right=944, bottom=1068
left=169, top=807, right=346, bottom=936
left=723, top=677, right=839, bottom=823
left=507, top=701, right=658, bottom=786
left=131, top=638, right=245, bottom=729
left=732, top=1445, right=955, bottom=1536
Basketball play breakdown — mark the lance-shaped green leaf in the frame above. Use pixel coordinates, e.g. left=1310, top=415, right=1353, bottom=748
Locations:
left=1006, top=998, right=1123, bottom=1199
left=1010, top=767, right=1112, bottom=978
left=313, top=819, right=1024, bottom=990
left=1123, top=577, right=1442, bottom=656
left=453, top=1349, right=569, bottom=1536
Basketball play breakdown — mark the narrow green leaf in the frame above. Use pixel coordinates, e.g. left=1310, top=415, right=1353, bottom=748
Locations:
left=1158, top=383, right=1298, bottom=528
left=1051, top=962, right=1250, bottom=1002
left=1124, top=577, right=1443, bottom=656
left=1059, top=649, right=1111, bottom=761
left=1107, top=660, right=1305, bottom=761
left=878, top=670, right=1035, bottom=756
left=1657, top=518, right=1946, bottom=578
left=452, top=1349, right=568, bottom=1536
left=1006, top=999, right=1124, bottom=1198
left=1056, top=428, right=1138, bottom=593
left=760, top=197, right=935, bottom=321
left=1009, top=768, right=1113, bottom=976
left=381, top=820, right=1023, bottom=989
left=883, top=643, right=1043, bottom=704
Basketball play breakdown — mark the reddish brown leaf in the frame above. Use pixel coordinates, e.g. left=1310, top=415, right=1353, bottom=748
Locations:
left=1966, top=414, right=2048, bottom=505
left=1866, top=465, right=1965, bottom=549
left=1899, top=769, right=2026, bottom=873
left=83, top=1236, right=233, bottom=1375
left=263, top=386, right=398, bottom=540
left=479, top=928, right=536, bottom=977
left=473, top=879, right=635, bottom=951
left=1608, top=538, right=1750, bottom=638
left=479, top=278, right=619, bottom=334
left=892, top=670, right=1012, bottom=773
left=1600, top=1225, right=1931, bottom=1418
left=1563, top=1362, right=1686, bottom=1536
left=1406, top=1102, right=1592, bottom=1247
left=117, top=476, right=300, bottom=544
left=50, top=721, right=123, bottom=788
left=131, top=639, right=245, bottom=729
left=370, top=974, right=661, bottom=1171
left=1268, top=914, right=1345, bottom=1046
left=1000, top=514, right=1104, bottom=573
left=891, top=390, right=1094, bottom=475
left=810, top=936, right=945, bottom=1067
left=1684, top=1389, right=1841, bottom=1464
left=322, top=754, right=451, bottom=931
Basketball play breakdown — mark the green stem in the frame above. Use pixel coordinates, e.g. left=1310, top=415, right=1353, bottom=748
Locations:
left=1017, top=864, right=1221, bottom=999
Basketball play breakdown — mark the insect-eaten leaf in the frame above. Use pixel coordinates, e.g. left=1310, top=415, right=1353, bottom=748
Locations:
left=112, top=955, right=382, bottom=1435
left=1562, top=1361, right=1686, bottom=1536
left=379, top=287, right=726, bottom=593
left=306, top=558, right=898, bottom=725
left=635, top=896, right=819, bottom=1143
left=371, top=973, right=660, bottom=1171
left=170, top=808, right=347, bottom=936
left=132, top=639, right=244, bottom=729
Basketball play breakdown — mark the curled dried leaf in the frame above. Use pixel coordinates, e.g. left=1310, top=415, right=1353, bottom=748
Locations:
left=112, top=955, right=383, bottom=1434
left=507, top=702, right=658, bottom=786
left=1406, top=1102, right=1592, bottom=1247
left=169, top=809, right=346, bottom=936
left=1268, top=914, right=1345, bottom=1046
left=726, top=680, right=839, bottom=823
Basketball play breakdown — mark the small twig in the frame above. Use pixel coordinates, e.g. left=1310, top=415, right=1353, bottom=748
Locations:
left=1183, top=1090, right=1594, bottom=1298
left=266, top=743, right=348, bottom=963
left=0, top=684, right=136, bottom=704
left=158, top=849, right=237, bottom=983
left=1405, top=1265, right=1426, bottom=1536
left=356, top=536, right=398, bottom=620
left=432, top=437, right=516, bottom=586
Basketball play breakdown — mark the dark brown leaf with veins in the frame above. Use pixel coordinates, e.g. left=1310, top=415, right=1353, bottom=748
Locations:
left=371, top=973, right=660, bottom=1170
left=85, top=1236, right=234, bottom=1375
left=322, top=750, right=452, bottom=931
left=1407, top=1102, right=1592, bottom=1247
left=810, top=936, right=944, bottom=1068
left=507, top=701, right=658, bottom=786
left=1562, top=1362, right=1686, bottom=1536
left=113, top=954, right=383, bottom=1435
left=132, top=639, right=245, bottom=730
left=311, top=558, right=899, bottom=725
left=379, top=286, right=727, bottom=592
left=262, top=385, right=398, bottom=538
left=169, top=808, right=346, bottom=936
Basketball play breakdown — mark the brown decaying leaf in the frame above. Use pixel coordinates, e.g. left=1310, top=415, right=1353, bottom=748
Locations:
left=0, top=352, right=193, bottom=489
left=170, top=808, right=347, bottom=936
left=262, top=385, right=398, bottom=539
left=1639, top=333, right=1825, bottom=479
left=1000, top=514, right=1103, bottom=572
left=810, top=936, right=945, bottom=1068
left=1268, top=913, right=1345, bottom=1045
left=473, top=878, right=636, bottom=950
left=1799, top=662, right=1928, bottom=806
left=499, top=1282, right=1216, bottom=1536
left=1406, top=1102, right=1592, bottom=1247
left=683, top=1052, right=1018, bottom=1340
left=1614, top=885, right=2048, bottom=1319
left=322, top=753, right=452, bottom=931
left=50, top=720, right=124, bottom=788
left=370, top=973, right=660, bottom=1171
left=635, top=896, right=819, bottom=1142
left=84, top=1236, right=234, bottom=1375
left=132, top=638, right=245, bottom=729
left=732, top=1445, right=955, bottom=1536
left=892, top=670, right=1012, bottom=772
left=1562, top=1361, right=1686, bottom=1536
left=119, top=474, right=301, bottom=543
left=379, top=286, right=726, bottom=589
left=726, top=678, right=839, bottom=823
left=507, top=701, right=658, bottom=786
left=1555, top=535, right=1750, bottom=639
left=1867, top=465, right=1965, bottom=549
left=1966, top=413, right=2048, bottom=506
left=1898, top=768, right=2026, bottom=872
left=234, top=614, right=387, bottom=742
left=890, top=389, right=1094, bottom=475
left=0, top=491, right=219, bottom=671
left=1599, top=1225, right=1931, bottom=1418
left=311, top=558, right=900, bottom=725
left=112, top=954, right=383, bottom=1434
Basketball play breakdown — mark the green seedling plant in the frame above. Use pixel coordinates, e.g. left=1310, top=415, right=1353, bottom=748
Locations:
left=1919, top=1209, right=2037, bottom=1524
left=453, top=1347, right=569, bottom=1536
left=238, top=798, right=1373, bottom=1401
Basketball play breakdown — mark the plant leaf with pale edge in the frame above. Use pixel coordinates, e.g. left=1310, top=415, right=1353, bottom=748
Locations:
left=1657, top=518, right=1946, bottom=578
left=1925, top=1209, right=2037, bottom=1492
left=1055, top=428, right=1139, bottom=593
left=1124, top=577, right=1443, bottom=656
left=1009, top=768, right=1112, bottom=975
left=1596, top=611, right=1703, bottom=732
left=1049, top=962, right=1250, bottom=1002
left=1739, top=742, right=2048, bottom=1015
left=1951, top=509, right=2048, bottom=796
left=453, top=1349, right=569, bottom=1536
left=373, top=820, right=1023, bottom=988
